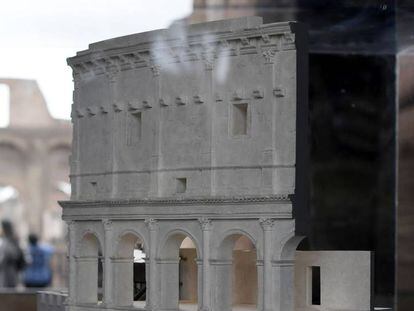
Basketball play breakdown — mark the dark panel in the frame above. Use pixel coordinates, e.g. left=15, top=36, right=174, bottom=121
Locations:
left=308, top=53, right=396, bottom=307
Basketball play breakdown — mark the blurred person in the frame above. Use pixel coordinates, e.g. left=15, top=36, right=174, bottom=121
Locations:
left=23, top=233, right=53, bottom=288
left=0, top=220, right=26, bottom=287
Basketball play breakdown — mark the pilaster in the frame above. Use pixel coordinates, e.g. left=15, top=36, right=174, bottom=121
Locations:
left=66, top=221, right=77, bottom=305
left=102, top=219, right=114, bottom=307
left=260, top=218, right=276, bottom=311
left=256, top=259, right=264, bottom=311
left=199, top=218, right=212, bottom=311
left=145, top=218, right=159, bottom=310
left=108, top=62, right=120, bottom=199
left=149, top=58, right=161, bottom=197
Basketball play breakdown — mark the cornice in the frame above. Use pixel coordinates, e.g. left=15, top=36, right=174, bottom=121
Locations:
left=59, top=194, right=290, bottom=208
left=67, top=21, right=297, bottom=77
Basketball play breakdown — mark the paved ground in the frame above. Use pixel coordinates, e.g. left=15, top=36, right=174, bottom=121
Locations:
left=133, top=301, right=256, bottom=310
left=178, top=303, right=256, bottom=311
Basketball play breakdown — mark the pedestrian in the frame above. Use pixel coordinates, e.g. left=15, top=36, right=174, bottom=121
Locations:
left=0, top=220, right=26, bottom=287
left=23, top=233, right=54, bottom=288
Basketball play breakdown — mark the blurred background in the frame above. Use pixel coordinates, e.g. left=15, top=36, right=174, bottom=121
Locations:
left=0, top=0, right=413, bottom=310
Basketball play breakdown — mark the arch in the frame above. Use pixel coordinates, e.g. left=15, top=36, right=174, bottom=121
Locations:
left=77, top=230, right=102, bottom=257
left=215, top=228, right=260, bottom=260
left=158, top=228, right=200, bottom=311
left=113, top=230, right=147, bottom=307
left=159, top=228, right=201, bottom=260
left=279, top=235, right=306, bottom=261
left=0, top=141, right=27, bottom=175
left=47, top=141, right=71, bottom=153
left=0, top=138, right=29, bottom=155
left=76, top=231, right=102, bottom=304
left=115, top=229, right=147, bottom=257
left=214, top=230, right=259, bottom=311
left=0, top=142, right=29, bottom=240
left=270, top=235, right=306, bottom=311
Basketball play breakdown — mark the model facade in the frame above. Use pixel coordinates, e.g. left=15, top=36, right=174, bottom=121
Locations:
left=60, top=17, right=330, bottom=311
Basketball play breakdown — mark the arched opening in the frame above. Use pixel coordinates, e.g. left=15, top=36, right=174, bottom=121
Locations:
left=0, top=142, right=28, bottom=240
left=114, top=232, right=146, bottom=308
left=77, top=233, right=102, bottom=304
left=179, top=237, right=198, bottom=306
left=216, top=233, right=258, bottom=311
left=159, top=232, right=199, bottom=311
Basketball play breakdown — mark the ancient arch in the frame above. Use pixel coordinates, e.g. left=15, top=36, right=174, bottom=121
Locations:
left=159, top=229, right=201, bottom=259
left=215, top=228, right=258, bottom=259
left=0, top=78, right=72, bottom=244
left=113, top=231, right=146, bottom=306
left=0, top=139, right=29, bottom=156
left=0, top=141, right=27, bottom=176
left=76, top=232, right=102, bottom=304
left=0, top=142, right=28, bottom=238
left=158, top=229, right=201, bottom=311
left=280, top=235, right=305, bottom=261
left=215, top=231, right=259, bottom=311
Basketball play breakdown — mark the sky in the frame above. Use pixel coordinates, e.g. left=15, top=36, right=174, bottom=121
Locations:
left=0, top=0, right=193, bottom=122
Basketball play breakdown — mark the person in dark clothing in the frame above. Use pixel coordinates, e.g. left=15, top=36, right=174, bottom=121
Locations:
left=23, top=233, right=54, bottom=288
left=0, top=220, right=25, bottom=287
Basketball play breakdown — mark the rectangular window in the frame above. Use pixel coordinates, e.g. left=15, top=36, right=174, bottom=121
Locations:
left=311, top=266, right=321, bottom=305
left=232, top=103, right=248, bottom=135
left=90, top=181, right=97, bottom=195
left=176, top=178, right=187, bottom=193
left=127, top=112, right=142, bottom=145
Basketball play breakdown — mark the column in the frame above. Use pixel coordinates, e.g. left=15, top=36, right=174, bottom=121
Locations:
left=256, top=260, right=264, bottom=311
left=66, top=221, right=77, bottom=305
left=260, top=218, right=275, bottom=311
left=102, top=219, right=114, bottom=307
left=196, top=259, right=203, bottom=308
left=199, top=218, right=212, bottom=311
left=145, top=256, right=150, bottom=307
left=145, top=218, right=159, bottom=310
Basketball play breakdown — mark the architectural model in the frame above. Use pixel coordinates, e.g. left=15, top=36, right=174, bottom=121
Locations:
left=44, top=17, right=371, bottom=311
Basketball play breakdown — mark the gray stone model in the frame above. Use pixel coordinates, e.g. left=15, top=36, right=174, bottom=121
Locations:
left=57, top=17, right=367, bottom=311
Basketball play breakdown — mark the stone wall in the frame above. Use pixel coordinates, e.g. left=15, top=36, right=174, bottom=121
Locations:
left=67, top=16, right=304, bottom=201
